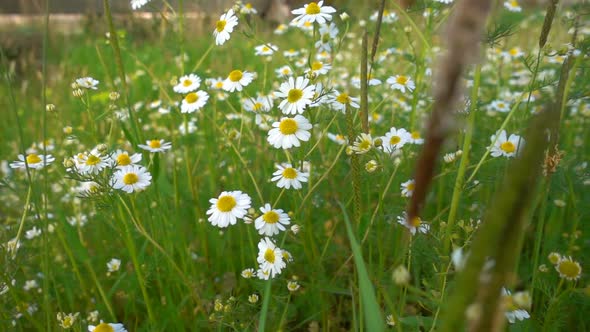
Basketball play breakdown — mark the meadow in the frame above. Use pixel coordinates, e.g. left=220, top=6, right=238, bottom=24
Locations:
left=0, top=0, right=589, bottom=331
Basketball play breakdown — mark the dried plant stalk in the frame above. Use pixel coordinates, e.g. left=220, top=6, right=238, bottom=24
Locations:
left=407, top=0, right=493, bottom=223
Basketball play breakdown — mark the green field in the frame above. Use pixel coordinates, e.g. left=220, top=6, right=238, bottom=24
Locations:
left=1, top=1, right=589, bottom=331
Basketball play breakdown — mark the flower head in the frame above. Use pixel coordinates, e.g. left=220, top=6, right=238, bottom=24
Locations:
left=75, top=77, right=99, bottom=90
left=213, top=9, right=238, bottom=46
left=291, top=1, right=337, bottom=27
left=276, top=76, right=316, bottom=115
left=401, top=179, right=415, bottom=198
left=490, top=130, right=524, bottom=158
left=387, top=75, right=415, bottom=93
left=267, top=115, right=313, bottom=149
left=257, top=237, right=286, bottom=279
left=271, top=163, right=309, bottom=189
left=112, top=165, right=152, bottom=193
left=255, top=204, right=291, bottom=236
left=138, top=139, right=172, bottom=153
left=111, top=150, right=141, bottom=168
left=88, top=322, right=127, bottom=332
left=381, top=127, right=411, bottom=153
left=173, top=74, right=201, bottom=94
left=206, top=191, right=252, bottom=228
left=181, top=90, right=209, bottom=113
left=10, top=154, right=55, bottom=170
left=222, top=70, right=255, bottom=92
left=555, top=256, right=582, bottom=281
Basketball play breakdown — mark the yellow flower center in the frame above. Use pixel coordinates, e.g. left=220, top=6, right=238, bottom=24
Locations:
left=305, top=2, right=321, bottom=15
left=500, top=141, right=516, bottom=153
left=406, top=182, right=415, bottom=191
left=149, top=140, right=161, bottom=149
left=336, top=93, right=350, bottom=104
left=262, top=46, right=270, bottom=52
left=282, top=68, right=290, bottom=75
left=311, top=61, right=323, bottom=71
left=93, top=323, right=114, bottom=332
left=246, top=3, right=253, bottom=9
left=510, top=0, right=518, bottom=7
left=303, top=21, right=313, bottom=28
left=26, top=154, right=41, bottom=164
left=558, top=260, right=581, bottom=278
left=509, top=48, right=519, bottom=56
left=182, top=79, right=192, bottom=87
left=123, top=172, right=139, bottom=185
left=282, top=167, right=298, bottom=179
left=497, top=102, right=505, bottom=108
left=217, top=195, right=237, bottom=212
left=228, top=70, right=243, bottom=82
left=264, top=248, right=276, bottom=263
left=396, top=75, right=408, bottom=85
left=262, top=211, right=280, bottom=224
left=410, top=216, right=421, bottom=227
left=390, top=136, right=401, bottom=145
left=504, top=296, right=518, bottom=311
left=279, top=118, right=298, bottom=135
left=86, top=155, right=100, bottom=166
left=411, top=131, right=421, bottom=139
left=287, top=89, right=303, bottom=103
left=359, top=140, right=371, bottom=150
left=253, top=102, right=263, bottom=110
left=215, top=81, right=223, bottom=89
left=216, top=20, right=227, bottom=32
left=117, top=153, right=131, bottom=166
left=185, top=92, right=199, bottom=104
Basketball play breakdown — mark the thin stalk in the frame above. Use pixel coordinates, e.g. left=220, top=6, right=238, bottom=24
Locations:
left=258, top=279, right=273, bottom=331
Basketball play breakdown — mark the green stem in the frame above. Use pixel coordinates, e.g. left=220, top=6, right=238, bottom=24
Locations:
left=259, top=278, right=273, bottom=331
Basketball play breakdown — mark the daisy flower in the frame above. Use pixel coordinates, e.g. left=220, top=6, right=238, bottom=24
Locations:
left=274, top=23, right=288, bottom=34
left=240, top=2, right=258, bottom=14
left=276, top=76, right=316, bottom=115
left=305, top=61, right=331, bottom=77
left=138, top=139, right=172, bottom=153
left=315, top=23, right=339, bottom=52
left=287, top=281, right=301, bottom=292
left=369, top=10, right=398, bottom=23
left=401, top=179, right=415, bottom=197
left=409, top=130, right=424, bottom=144
left=243, top=95, right=272, bottom=113
left=555, top=256, right=582, bottom=281
left=283, top=48, right=300, bottom=58
left=88, top=322, right=127, bottom=332
left=222, top=70, right=255, bottom=92
left=329, top=90, right=360, bottom=112
left=206, top=77, right=225, bottom=90
left=504, top=0, right=521, bottom=12
left=75, top=77, right=99, bottom=90
left=78, top=151, right=111, bottom=175
left=112, top=165, right=152, bottom=193
left=107, top=258, right=121, bottom=272
left=180, top=90, right=209, bottom=113
left=271, top=163, right=309, bottom=189
left=327, top=133, right=347, bottom=145
left=275, top=65, right=294, bottom=78
left=241, top=268, right=255, bottom=278
left=397, top=212, right=429, bottom=235
left=387, top=75, right=415, bottom=93
left=503, top=289, right=530, bottom=323
left=351, top=133, right=373, bottom=154
left=267, top=115, right=313, bottom=149
left=173, top=73, right=201, bottom=94
left=255, top=204, right=291, bottom=236
left=490, top=130, right=524, bottom=158
left=381, top=127, right=411, bottom=153
left=490, top=100, right=511, bottom=113
left=503, top=47, right=524, bottom=60
left=255, top=44, right=278, bottom=56
left=9, top=153, right=55, bottom=170
left=111, top=149, right=141, bottom=168
left=206, top=191, right=252, bottom=228
left=213, top=8, right=238, bottom=46
left=291, top=1, right=336, bottom=27
left=130, top=0, right=150, bottom=10
left=257, top=237, right=286, bottom=279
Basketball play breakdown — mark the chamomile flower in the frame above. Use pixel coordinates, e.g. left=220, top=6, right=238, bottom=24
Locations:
left=213, top=8, right=238, bottom=46
left=401, top=179, right=415, bottom=198
left=387, top=75, right=415, bottom=93
left=503, top=47, right=524, bottom=60
left=351, top=133, right=373, bottom=154
left=351, top=75, right=382, bottom=89
left=274, top=23, right=288, bottom=34
left=257, top=237, right=286, bottom=279
left=490, top=100, right=511, bottom=113
left=75, top=77, right=99, bottom=90
left=555, top=256, right=582, bottom=281
left=130, top=0, right=150, bottom=10
left=276, top=76, right=316, bottom=115
left=315, top=23, right=339, bottom=52
left=504, top=0, right=521, bottom=12
left=206, top=191, right=252, bottom=228
left=9, top=153, right=55, bottom=170
left=112, top=165, right=152, bottom=193
left=255, top=204, right=291, bottom=236
left=138, top=139, right=172, bottom=153
left=255, top=44, right=278, bottom=56
left=503, top=289, right=530, bottom=323
left=397, top=212, right=429, bottom=235
left=88, top=322, right=127, bottom=332
left=222, top=70, right=255, bottom=92
left=267, top=115, right=313, bottom=149
left=107, top=258, right=121, bottom=273
left=283, top=48, right=300, bottom=58
left=369, top=10, right=398, bottom=23
left=327, top=133, right=347, bottom=145
left=241, top=268, right=255, bottom=279
left=243, top=95, right=272, bottom=113
left=180, top=90, right=209, bottom=113
left=271, top=163, right=309, bottom=189
left=173, top=74, right=201, bottom=94
left=381, top=127, right=411, bottom=153
left=329, top=91, right=359, bottom=112
left=490, top=130, right=524, bottom=158
left=409, top=130, right=424, bottom=144
left=275, top=65, right=294, bottom=78
left=291, top=1, right=337, bottom=27
left=78, top=151, right=111, bottom=175
left=111, top=149, right=141, bottom=168
left=306, top=61, right=331, bottom=77
left=206, top=77, right=225, bottom=90
left=287, top=280, right=301, bottom=292
left=240, top=2, right=258, bottom=14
